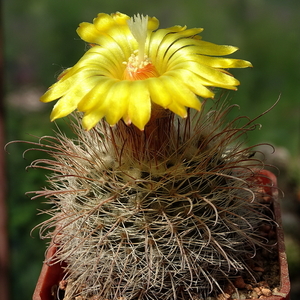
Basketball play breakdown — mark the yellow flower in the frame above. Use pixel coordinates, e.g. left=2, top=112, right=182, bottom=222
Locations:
left=41, top=12, right=252, bottom=130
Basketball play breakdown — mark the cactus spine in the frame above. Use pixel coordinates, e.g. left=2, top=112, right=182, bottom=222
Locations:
left=30, top=100, right=275, bottom=300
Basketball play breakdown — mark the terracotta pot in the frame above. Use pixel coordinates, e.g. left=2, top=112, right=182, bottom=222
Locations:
left=33, top=244, right=66, bottom=300
left=271, top=197, right=290, bottom=300
left=32, top=170, right=290, bottom=300
left=259, top=170, right=290, bottom=300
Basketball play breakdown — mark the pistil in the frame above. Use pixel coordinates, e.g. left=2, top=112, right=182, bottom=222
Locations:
left=124, top=14, right=158, bottom=80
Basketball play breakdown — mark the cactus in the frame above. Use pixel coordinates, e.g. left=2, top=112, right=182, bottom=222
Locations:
left=28, top=99, right=275, bottom=300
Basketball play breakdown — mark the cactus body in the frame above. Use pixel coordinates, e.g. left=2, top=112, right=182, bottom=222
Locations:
left=31, top=101, right=275, bottom=300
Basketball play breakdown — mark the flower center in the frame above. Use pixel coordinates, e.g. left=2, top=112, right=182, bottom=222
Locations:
left=124, top=14, right=158, bottom=80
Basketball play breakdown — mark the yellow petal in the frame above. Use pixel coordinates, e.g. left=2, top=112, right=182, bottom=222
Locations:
left=147, top=77, right=172, bottom=108
left=193, top=40, right=239, bottom=56
left=41, top=69, right=104, bottom=103
left=163, top=75, right=201, bottom=110
left=111, top=12, right=131, bottom=25
left=191, top=53, right=252, bottom=69
left=76, top=22, right=102, bottom=44
left=147, top=29, right=171, bottom=62
left=165, top=25, right=187, bottom=32
left=125, top=81, right=151, bottom=130
left=175, top=61, right=240, bottom=88
left=82, top=110, right=105, bottom=131
left=147, top=16, right=159, bottom=31
left=49, top=76, right=102, bottom=121
left=166, top=43, right=252, bottom=69
left=167, top=102, right=187, bottom=118
left=81, top=81, right=130, bottom=130
left=93, top=13, right=121, bottom=31
left=152, top=29, right=203, bottom=70
left=102, top=27, right=135, bottom=58
left=165, top=69, right=215, bottom=98
left=77, top=78, right=115, bottom=112
left=75, top=47, right=124, bottom=79
left=104, top=80, right=131, bottom=125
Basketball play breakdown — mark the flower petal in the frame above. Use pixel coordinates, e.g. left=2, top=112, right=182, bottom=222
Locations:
left=150, top=29, right=204, bottom=71
left=125, top=81, right=151, bottom=130
left=82, top=110, right=105, bottom=131
left=75, top=47, right=125, bottom=79
left=49, top=76, right=103, bottom=121
left=194, top=40, right=240, bottom=56
left=104, top=81, right=131, bottom=125
left=167, top=102, right=187, bottom=118
left=166, top=44, right=252, bottom=70
left=147, top=77, right=172, bottom=108
left=77, top=78, right=116, bottom=112
left=147, top=16, right=159, bottom=31
left=165, top=69, right=215, bottom=98
left=94, top=12, right=129, bottom=31
left=174, top=61, right=241, bottom=88
left=76, top=22, right=102, bottom=45
left=41, top=68, right=108, bottom=103
left=192, top=55, right=252, bottom=69
left=163, top=76, right=201, bottom=110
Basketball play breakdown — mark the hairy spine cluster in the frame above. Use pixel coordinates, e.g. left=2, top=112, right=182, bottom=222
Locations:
left=29, top=100, right=275, bottom=300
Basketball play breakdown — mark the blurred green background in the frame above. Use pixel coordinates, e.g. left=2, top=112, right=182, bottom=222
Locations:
left=3, top=0, right=300, bottom=299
